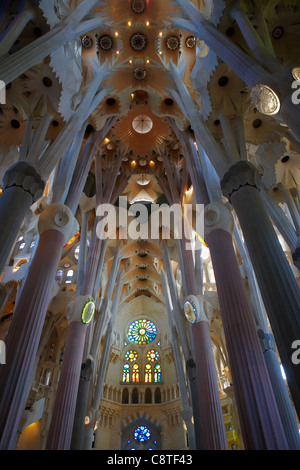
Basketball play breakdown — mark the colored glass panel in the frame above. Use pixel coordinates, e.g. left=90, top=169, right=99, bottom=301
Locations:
left=146, top=349, right=159, bottom=362
left=126, top=350, right=138, bottom=362
left=123, top=364, right=130, bottom=383
left=134, top=426, right=151, bottom=442
left=132, top=363, right=140, bottom=383
left=154, top=364, right=162, bottom=383
left=127, top=319, right=157, bottom=345
left=145, top=363, right=152, bottom=383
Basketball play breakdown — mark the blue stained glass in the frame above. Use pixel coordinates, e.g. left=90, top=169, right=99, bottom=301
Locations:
left=127, top=319, right=157, bottom=345
left=134, top=425, right=151, bottom=442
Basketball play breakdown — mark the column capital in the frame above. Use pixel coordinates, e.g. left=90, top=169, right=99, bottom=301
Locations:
left=257, top=329, right=276, bottom=353
left=184, top=294, right=213, bottom=325
left=38, top=203, right=79, bottom=243
left=66, top=295, right=95, bottom=325
left=221, top=161, right=261, bottom=202
left=3, top=161, right=45, bottom=202
left=204, top=201, right=234, bottom=237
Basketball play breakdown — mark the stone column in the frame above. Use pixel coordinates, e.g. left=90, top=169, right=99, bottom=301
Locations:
left=258, top=330, right=300, bottom=449
left=221, top=161, right=300, bottom=420
left=0, top=203, right=77, bottom=449
left=180, top=242, right=227, bottom=450
left=46, top=295, right=94, bottom=450
left=190, top=319, right=228, bottom=450
left=0, top=161, right=44, bottom=274
left=204, top=201, right=288, bottom=449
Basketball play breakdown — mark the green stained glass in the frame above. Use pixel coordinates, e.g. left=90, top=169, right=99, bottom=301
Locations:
left=154, top=364, right=161, bottom=383
left=127, top=319, right=157, bottom=345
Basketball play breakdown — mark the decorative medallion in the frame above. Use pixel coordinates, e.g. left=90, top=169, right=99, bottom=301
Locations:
left=272, top=26, right=284, bottom=39
left=185, top=36, right=196, bottom=48
left=130, top=32, right=147, bottom=51
left=81, top=35, right=93, bottom=49
left=132, top=115, right=153, bottom=134
left=166, top=35, right=180, bottom=51
left=99, top=35, right=113, bottom=51
left=250, top=84, right=281, bottom=116
left=133, top=68, right=147, bottom=81
left=81, top=301, right=95, bottom=325
left=131, top=0, right=146, bottom=14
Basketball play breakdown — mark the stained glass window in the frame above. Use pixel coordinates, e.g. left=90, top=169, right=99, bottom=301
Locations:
left=147, top=349, right=159, bottom=362
left=134, top=426, right=151, bottom=442
left=127, top=319, right=157, bottom=345
left=145, top=363, right=152, bottom=383
left=126, top=350, right=138, bottom=362
left=132, top=363, right=140, bottom=383
left=154, top=364, right=162, bottom=383
left=123, top=364, right=130, bottom=383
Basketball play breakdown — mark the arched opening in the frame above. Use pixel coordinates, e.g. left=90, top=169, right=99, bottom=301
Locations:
left=154, top=388, right=161, bottom=404
left=132, top=387, right=139, bottom=404
left=145, top=387, right=152, bottom=404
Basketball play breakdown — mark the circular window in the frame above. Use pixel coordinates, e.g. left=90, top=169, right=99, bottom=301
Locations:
left=166, top=35, right=179, bottom=51
left=81, top=35, right=93, bottom=49
left=272, top=26, right=284, bottom=39
left=99, top=35, right=113, bottom=51
left=128, top=319, right=157, bottom=345
left=130, top=32, right=147, bottom=51
left=126, top=350, right=138, bottom=362
left=131, top=0, right=146, bottom=14
left=133, top=68, right=147, bottom=81
left=186, top=36, right=196, bottom=48
left=147, top=349, right=159, bottom=362
left=132, top=115, right=153, bottom=134
left=134, top=426, right=151, bottom=442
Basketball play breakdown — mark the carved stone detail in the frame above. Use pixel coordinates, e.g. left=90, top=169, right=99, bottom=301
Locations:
left=204, top=201, right=234, bottom=237
left=221, top=161, right=261, bottom=202
left=185, top=294, right=213, bottom=324
left=3, top=161, right=45, bottom=202
left=65, top=295, right=94, bottom=324
left=38, top=203, right=79, bottom=243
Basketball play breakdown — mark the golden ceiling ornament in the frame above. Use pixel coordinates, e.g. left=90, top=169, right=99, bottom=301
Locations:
left=0, top=108, right=26, bottom=145
left=131, top=0, right=146, bottom=15
left=100, top=0, right=180, bottom=24
left=107, top=62, right=173, bottom=95
left=250, top=84, right=281, bottom=116
left=207, top=63, right=250, bottom=117
left=275, top=151, right=300, bottom=189
left=113, top=104, right=172, bottom=157
left=266, top=5, right=300, bottom=65
left=243, top=107, right=283, bottom=146
left=22, top=63, right=62, bottom=116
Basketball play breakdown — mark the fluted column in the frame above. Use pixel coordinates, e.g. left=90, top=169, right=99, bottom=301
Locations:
left=180, top=242, right=227, bottom=450
left=221, top=161, right=300, bottom=419
left=45, top=295, right=93, bottom=450
left=204, top=201, right=288, bottom=449
left=0, top=161, right=44, bottom=274
left=0, top=203, right=77, bottom=449
left=191, top=318, right=227, bottom=450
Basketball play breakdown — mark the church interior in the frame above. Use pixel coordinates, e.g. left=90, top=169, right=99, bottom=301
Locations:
left=0, top=0, right=300, bottom=452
